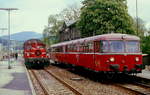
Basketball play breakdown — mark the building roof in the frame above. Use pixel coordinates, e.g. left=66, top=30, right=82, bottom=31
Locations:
left=65, top=20, right=77, bottom=27
left=59, top=20, right=77, bottom=32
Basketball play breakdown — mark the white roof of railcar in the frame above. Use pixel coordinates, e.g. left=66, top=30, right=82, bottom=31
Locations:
left=51, top=33, right=140, bottom=48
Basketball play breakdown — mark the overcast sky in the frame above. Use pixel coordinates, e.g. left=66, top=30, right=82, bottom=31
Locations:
left=0, top=0, right=149, bottom=36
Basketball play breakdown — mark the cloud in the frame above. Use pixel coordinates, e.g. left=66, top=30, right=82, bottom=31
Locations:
left=0, top=0, right=82, bottom=35
left=0, top=0, right=149, bottom=35
left=127, top=0, right=150, bottom=28
left=146, top=22, right=150, bottom=29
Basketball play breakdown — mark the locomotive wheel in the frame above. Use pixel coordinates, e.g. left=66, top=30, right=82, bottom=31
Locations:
left=26, top=63, right=32, bottom=69
left=45, top=61, right=50, bottom=67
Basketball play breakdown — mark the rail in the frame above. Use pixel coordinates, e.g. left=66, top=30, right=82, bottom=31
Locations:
left=29, top=70, right=50, bottom=95
left=44, top=68, right=82, bottom=95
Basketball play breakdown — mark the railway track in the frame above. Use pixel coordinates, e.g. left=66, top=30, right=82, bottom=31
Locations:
left=28, top=69, right=82, bottom=95
left=133, top=76, right=150, bottom=88
left=46, top=65, right=150, bottom=95
left=28, top=65, right=150, bottom=95
left=44, top=68, right=82, bottom=95
left=113, top=76, right=150, bottom=95
left=28, top=70, right=49, bottom=95
left=115, top=83, right=150, bottom=95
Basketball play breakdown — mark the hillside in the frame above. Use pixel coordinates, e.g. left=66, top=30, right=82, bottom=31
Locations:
left=1, top=31, right=42, bottom=41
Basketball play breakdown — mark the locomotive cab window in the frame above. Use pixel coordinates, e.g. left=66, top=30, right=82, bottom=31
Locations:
left=26, top=45, right=32, bottom=50
left=37, top=45, right=45, bottom=49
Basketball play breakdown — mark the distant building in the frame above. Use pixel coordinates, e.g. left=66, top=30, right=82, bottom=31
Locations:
left=58, top=20, right=81, bottom=42
left=0, top=43, right=2, bottom=50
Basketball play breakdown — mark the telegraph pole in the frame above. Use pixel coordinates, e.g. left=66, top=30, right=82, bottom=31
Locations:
left=136, top=0, right=139, bottom=35
left=0, top=8, right=18, bottom=69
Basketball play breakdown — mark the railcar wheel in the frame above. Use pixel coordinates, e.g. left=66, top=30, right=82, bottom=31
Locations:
left=106, top=73, right=115, bottom=79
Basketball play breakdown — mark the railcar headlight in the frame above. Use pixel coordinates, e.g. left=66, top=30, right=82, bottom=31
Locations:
left=110, top=57, right=115, bottom=62
left=135, top=57, right=139, bottom=62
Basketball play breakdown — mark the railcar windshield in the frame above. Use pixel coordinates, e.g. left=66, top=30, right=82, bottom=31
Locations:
left=100, top=40, right=140, bottom=53
left=126, top=41, right=140, bottom=53
left=110, top=41, right=124, bottom=53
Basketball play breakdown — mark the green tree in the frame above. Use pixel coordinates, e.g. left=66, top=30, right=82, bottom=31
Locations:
left=133, top=18, right=147, bottom=38
left=43, top=15, right=63, bottom=45
left=142, top=36, right=150, bottom=54
left=131, top=18, right=148, bottom=54
left=43, top=4, right=80, bottom=45
left=147, top=28, right=150, bottom=36
left=141, top=27, right=150, bottom=55
left=59, top=4, right=80, bottom=22
left=42, top=26, right=52, bottom=46
left=78, top=0, right=135, bottom=37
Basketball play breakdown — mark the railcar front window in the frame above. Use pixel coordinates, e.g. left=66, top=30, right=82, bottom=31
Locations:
left=110, top=41, right=124, bottom=53
left=126, top=41, right=140, bottom=53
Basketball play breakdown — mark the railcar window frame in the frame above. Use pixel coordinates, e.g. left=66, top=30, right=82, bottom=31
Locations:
left=109, top=40, right=125, bottom=53
left=79, top=43, right=84, bottom=52
left=94, top=41, right=100, bottom=53
left=100, top=40, right=110, bottom=53
left=126, top=40, right=140, bottom=53
left=88, top=42, right=94, bottom=52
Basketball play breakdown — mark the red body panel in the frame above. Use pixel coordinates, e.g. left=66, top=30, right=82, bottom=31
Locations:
left=50, top=53, right=142, bottom=72
left=49, top=34, right=142, bottom=73
left=23, top=39, right=48, bottom=62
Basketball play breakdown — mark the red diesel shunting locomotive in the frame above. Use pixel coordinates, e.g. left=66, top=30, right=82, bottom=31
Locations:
left=23, top=39, right=49, bottom=68
left=49, top=33, right=142, bottom=74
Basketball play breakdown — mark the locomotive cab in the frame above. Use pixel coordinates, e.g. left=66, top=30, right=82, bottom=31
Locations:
left=23, top=39, right=49, bottom=68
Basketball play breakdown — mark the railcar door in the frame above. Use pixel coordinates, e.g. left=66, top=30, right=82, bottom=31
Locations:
left=93, top=41, right=100, bottom=71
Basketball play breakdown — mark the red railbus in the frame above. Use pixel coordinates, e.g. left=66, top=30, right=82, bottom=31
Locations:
left=49, top=34, right=142, bottom=74
left=23, top=39, right=49, bottom=68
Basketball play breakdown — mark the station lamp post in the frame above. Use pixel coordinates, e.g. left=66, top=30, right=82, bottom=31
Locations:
left=0, top=8, right=18, bottom=69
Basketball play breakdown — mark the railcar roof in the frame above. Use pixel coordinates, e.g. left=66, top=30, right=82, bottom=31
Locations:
left=51, top=33, right=140, bottom=47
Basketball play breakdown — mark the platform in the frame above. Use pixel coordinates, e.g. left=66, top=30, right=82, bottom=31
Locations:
left=137, top=69, right=150, bottom=79
left=0, top=58, right=35, bottom=95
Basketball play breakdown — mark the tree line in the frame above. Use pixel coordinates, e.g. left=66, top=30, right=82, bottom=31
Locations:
left=43, top=0, right=150, bottom=55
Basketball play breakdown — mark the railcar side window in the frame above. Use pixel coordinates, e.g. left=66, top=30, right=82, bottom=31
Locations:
left=100, top=41, right=109, bottom=53
left=126, top=41, right=140, bottom=53
left=88, top=42, right=93, bottom=52
left=79, top=44, right=84, bottom=52
left=94, top=42, right=99, bottom=52
left=110, top=41, right=124, bottom=53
